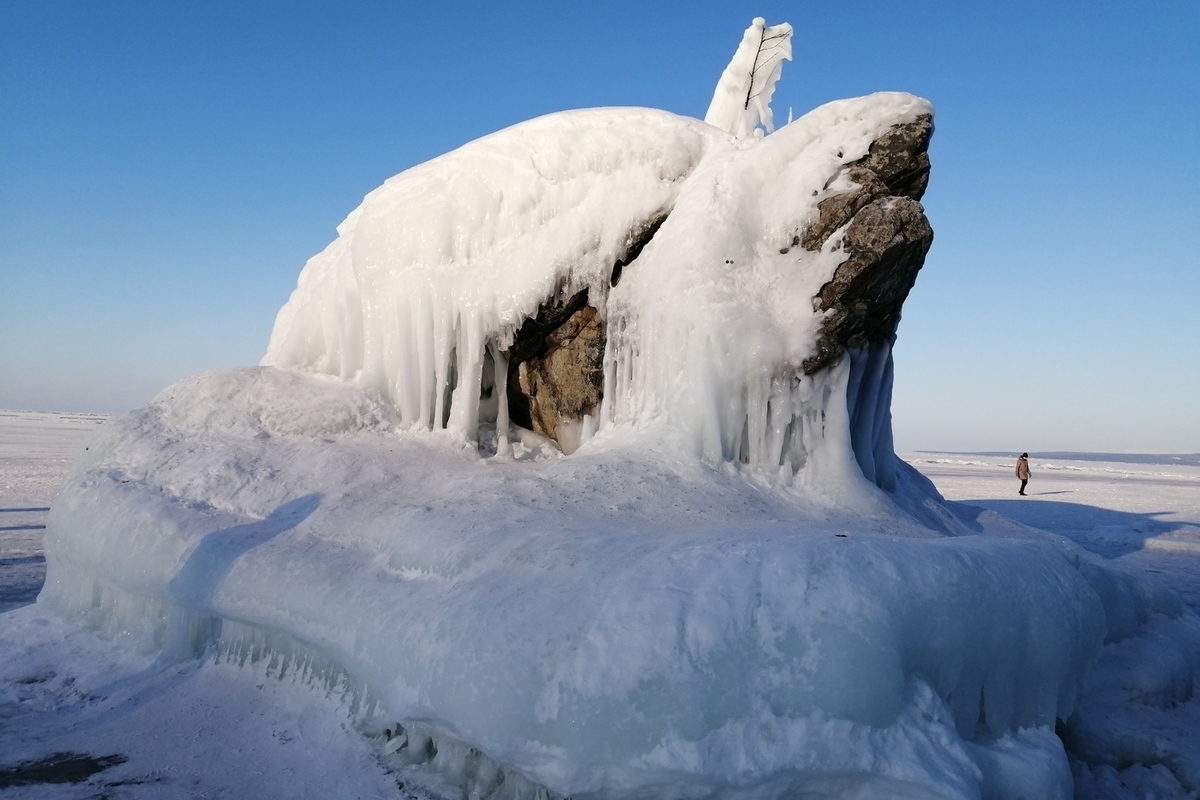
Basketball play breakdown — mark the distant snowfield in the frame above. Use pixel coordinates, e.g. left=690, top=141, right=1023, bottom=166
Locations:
left=2, top=410, right=1198, bottom=799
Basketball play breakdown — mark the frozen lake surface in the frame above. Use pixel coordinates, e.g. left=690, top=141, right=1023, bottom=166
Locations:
left=2, top=411, right=1198, bottom=798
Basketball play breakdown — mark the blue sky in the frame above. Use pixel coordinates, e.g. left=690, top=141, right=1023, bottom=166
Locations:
left=2, top=1, right=1197, bottom=452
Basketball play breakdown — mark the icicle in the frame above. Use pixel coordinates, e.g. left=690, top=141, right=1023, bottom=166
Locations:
left=492, top=342, right=510, bottom=456
left=580, top=411, right=597, bottom=445
left=415, top=290, right=434, bottom=427
left=433, top=307, right=452, bottom=429
left=745, top=371, right=769, bottom=466
left=448, top=311, right=486, bottom=439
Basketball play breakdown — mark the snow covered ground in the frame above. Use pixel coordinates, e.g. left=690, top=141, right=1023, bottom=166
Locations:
left=2, top=410, right=1197, bottom=799
left=0, top=411, right=105, bottom=614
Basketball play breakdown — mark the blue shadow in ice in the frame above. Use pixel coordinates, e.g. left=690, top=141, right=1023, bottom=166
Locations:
left=956, top=498, right=1191, bottom=559
left=168, top=494, right=321, bottom=610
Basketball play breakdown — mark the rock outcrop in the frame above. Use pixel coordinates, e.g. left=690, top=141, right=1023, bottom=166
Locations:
left=802, top=115, right=934, bottom=374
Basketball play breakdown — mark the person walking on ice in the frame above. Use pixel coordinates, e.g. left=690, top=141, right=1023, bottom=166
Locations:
left=1016, top=452, right=1031, bottom=496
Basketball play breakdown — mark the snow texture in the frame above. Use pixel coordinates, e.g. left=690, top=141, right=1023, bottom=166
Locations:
left=33, top=364, right=1200, bottom=799
left=5, top=413, right=1200, bottom=798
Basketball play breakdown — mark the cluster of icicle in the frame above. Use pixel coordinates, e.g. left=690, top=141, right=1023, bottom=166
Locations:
left=264, top=107, right=716, bottom=440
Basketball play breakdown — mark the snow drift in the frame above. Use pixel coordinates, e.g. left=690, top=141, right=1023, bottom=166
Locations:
left=37, top=18, right=1200, bottom=800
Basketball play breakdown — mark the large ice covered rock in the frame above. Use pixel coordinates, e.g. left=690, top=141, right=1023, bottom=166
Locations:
left=36, top=28, right=1200, bottom=799
left=262, top=93, right=937, bottom=490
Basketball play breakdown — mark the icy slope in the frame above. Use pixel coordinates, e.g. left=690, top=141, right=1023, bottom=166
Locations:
left=40, top=366, right=1183, bottom=799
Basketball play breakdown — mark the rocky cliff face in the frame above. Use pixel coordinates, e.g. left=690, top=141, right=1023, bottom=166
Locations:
left=504, top=117, right=934, bottom=458
left=802, top=115, right=933, bottom=375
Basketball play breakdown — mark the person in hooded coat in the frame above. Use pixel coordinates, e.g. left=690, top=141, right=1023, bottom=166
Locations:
left=1016, top=452, right=1031, bottom=496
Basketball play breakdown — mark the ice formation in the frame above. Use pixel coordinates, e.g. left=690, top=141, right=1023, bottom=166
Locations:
left=35, top=17, right=1200, bottom=800
left=264, top=90, right=930, bottom=493
left=704, top=17, right=794, bottom=138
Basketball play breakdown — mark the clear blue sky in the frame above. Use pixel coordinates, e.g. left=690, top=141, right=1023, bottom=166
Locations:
left=2, top=1, right=1197, bottom=452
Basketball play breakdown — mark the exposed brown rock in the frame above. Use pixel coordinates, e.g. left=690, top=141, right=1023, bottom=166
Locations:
left=502, top=116, right=934, bottom=446
left=515, top=304, right=605, bottom=444
left=504, top=208, right=667, bottom=447
left=799, top=115, right=932, bottom=254
left=800, top=167, right=890, bottom=252
left=507, top=289, right=592, bottom=366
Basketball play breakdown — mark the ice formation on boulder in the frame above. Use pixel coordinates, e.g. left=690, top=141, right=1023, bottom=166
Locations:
left=264, top=107, right=719, bottom=451
left=264, top=88, right=933, bottom=492
left=262, top=15, right=924, bottom=494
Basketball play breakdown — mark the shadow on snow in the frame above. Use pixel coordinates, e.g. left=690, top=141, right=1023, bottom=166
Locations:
left=954, top=497, right=1192, bottom=559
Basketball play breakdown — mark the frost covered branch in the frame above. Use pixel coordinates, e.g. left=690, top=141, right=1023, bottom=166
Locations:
left=744, top=30, right=791, bottom=109
left=705, top=17, right=794, bottom=138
